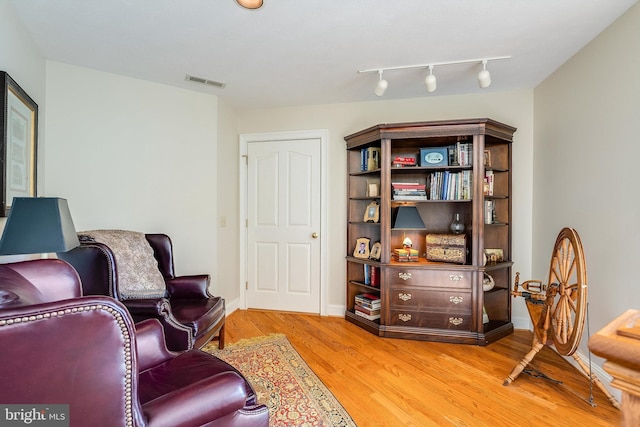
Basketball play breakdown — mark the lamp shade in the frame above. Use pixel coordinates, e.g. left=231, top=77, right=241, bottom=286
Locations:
left=478, top=69, right=491, bottom=88
left=392, top=206, right=425, bottom=229
left=0, top=197, right=79, bottom=255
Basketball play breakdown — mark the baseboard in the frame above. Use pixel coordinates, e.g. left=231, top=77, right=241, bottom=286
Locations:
left=570, top=349, right=622, bottom=403
left=326, top=304, right=346, bottom=317
left=225, top=298, right=240, bottom=315
left=512, top=315, right=532, bottom=330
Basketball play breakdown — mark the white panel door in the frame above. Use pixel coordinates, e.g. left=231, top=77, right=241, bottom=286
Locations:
left=246, top=138, right=321, bottom=313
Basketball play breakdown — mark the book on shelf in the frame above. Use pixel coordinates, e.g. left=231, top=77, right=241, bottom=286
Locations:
left=426, top=170, right=472, bottom=200
left=448, top=141, right=472, bottom=166
left=354, top=310, right=381, bottom=321
left=363, top=264, right=370, bottom=285
left=393, top=248, right=419, bottom=262
left=392, top=182, right=427, bottom=200
left=484, top=170, right=494, bottom=196
left=355, top=293, right=381, bottom=308
left=392, top=156, right=416, bottom=167
left=355, top=304, right=381, bottom=317
left=363, top=264, right=380, bottom=287
left=484, top=200, right=495, bottom=224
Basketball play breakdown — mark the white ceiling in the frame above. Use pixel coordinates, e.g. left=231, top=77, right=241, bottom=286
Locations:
left=10, top=0, right=638, bottom=109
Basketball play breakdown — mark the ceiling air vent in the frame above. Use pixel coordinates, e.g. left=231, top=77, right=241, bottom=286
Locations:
left=185, top=74, right=226, bottom=89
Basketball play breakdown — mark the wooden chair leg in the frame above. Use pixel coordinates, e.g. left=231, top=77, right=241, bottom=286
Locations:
left=218, top=322, right=225, bottom=349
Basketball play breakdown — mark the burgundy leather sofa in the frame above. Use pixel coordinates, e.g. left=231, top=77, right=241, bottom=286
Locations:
left=0, top=259, right=268, bottom=427
left=58, top=233, right=225, bottom=351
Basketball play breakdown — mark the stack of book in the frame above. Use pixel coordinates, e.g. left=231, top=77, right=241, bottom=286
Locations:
left=393, top=248, right=419, bottom=262
left=355, top=293, right=381, bottom=321
left=391, top=182, right=427, bottom=200
left=392, top=156, right=416, bottom=167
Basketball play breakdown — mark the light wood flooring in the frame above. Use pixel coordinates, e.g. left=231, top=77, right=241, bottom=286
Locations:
left=224, top=309, right=621, bottom=427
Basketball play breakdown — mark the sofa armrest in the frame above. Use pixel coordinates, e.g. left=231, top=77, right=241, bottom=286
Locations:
left=166, top=275, right=211, bottom=299
left=142, top=371, right=248, bottom=427
left=123, top=298, right=193, bottom=351
left=135, top=319, right=177, bottom=371
left=123, top=297, right=168, bottom=315
left=0, top=296, right=146, bottom=427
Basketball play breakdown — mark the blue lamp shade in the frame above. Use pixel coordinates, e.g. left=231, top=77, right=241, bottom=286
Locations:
left=0, top=197, right=79, bottom=255
left=392, top=206, right=425, bottom=229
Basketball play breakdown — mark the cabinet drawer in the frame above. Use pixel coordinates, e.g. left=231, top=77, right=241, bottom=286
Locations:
left=390, top=288, right=471, bottom=312
left=386, top=268, right=472, bottom=289
left=389, top=310, right=472, bottom=329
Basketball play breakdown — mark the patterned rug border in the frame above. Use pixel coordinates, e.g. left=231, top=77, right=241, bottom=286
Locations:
left=204, top=333, right=356, bottom=427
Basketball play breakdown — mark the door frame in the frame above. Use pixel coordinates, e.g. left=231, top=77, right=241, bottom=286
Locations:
left=239, top=129, right=329, bottom=315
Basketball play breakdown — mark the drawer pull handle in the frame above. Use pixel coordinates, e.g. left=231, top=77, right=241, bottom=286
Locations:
left=449, top=317, right=463, bottom=326
left=449, top=274, right=464, bottom=282
left=398, top=293, right=412, bottom=301
left=398, top=272, right=411, bottom=281
left=449, top=296, right=463, bottom=304
left=398, top=314, right=412, bottom=322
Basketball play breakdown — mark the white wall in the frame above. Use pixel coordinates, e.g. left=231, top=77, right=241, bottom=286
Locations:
left=43, top=62, right=222, bottom=294
left=0, top=0, right=46, bottom=263
left=216, top=99, right=242, bottom=307
left=0, top=0, right=47, bottom=196
left=534, top=2, right=640, bottom=359
left=231, top=91, right=535, bottom=324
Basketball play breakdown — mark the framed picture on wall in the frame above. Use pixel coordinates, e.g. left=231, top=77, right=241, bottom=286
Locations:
left=1, top=71, right=38, bottom=216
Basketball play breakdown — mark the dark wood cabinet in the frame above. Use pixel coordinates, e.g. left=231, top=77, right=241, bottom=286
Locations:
left=345, top=118, right=516, bottom=345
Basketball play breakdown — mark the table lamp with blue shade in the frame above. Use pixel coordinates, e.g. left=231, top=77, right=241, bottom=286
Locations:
left=0, top=197, right=79, bottom=255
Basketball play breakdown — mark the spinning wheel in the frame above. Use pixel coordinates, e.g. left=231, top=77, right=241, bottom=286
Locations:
left=504, top=228, right=620, bottom=409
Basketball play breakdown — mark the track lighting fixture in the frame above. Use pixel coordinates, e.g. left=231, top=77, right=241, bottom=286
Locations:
left=478, top=60, right=491, bottom=88
left=425, top=65, right=437, bottom=93
left=359, top=56, right=510, bottom=96
left=236, top=0, right=263, bottom=9
left=374, top=70, right=388, bottom=97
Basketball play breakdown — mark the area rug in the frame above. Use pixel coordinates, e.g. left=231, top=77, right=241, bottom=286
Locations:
left=203, top=333, right=356, bottom=427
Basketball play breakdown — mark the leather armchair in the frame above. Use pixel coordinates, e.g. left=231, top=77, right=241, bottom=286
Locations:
left=0, top=259, right=268, bottom=427
left=58, top=232, right=225, bottom=351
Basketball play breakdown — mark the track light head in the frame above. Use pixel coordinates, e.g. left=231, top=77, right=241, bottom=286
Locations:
left=478, top=60, right=491, bottom=88
left=425, top=66, right=437, bottom=93
left=374, top=70, right=388, bottom=96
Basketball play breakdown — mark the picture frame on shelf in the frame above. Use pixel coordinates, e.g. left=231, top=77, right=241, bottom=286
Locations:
left=484, top=248, right=504, bottom=264
left=369, top=241, right=382, bottom=261
left=353, top=237, right=371, bottom=259
left=1, top=71, right=38, bottom=217
left=366, top=179, right=379, bottom=197
left=363, top=201, right=379, bottom=223
left=483, top=149, right=492, bottom=168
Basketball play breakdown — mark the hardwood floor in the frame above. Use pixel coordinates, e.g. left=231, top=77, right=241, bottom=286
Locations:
left=224, top=309, right=621, bottom=427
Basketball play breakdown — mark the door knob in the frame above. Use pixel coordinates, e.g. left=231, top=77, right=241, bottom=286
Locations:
left=311, top=232, right=318, bottom=238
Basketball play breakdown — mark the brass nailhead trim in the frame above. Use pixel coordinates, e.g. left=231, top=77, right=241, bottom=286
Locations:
left=0, top=303, right=135, bottom=426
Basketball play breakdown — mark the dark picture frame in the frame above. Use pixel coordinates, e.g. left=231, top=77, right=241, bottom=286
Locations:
left=1, top=71, right=38, bottom=216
